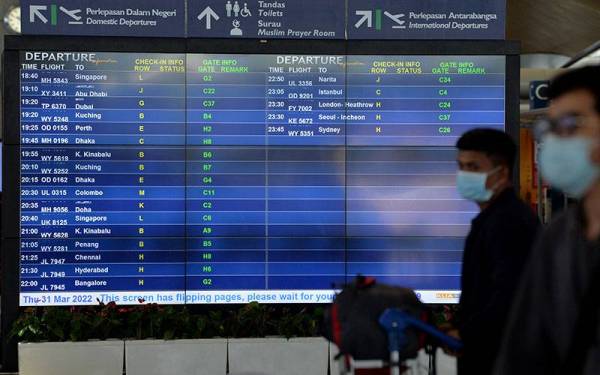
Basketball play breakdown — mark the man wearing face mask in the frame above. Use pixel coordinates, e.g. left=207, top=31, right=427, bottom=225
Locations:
left=493, top=66, right=600, bottom=375
left=451, top=128, right=539, bottom=375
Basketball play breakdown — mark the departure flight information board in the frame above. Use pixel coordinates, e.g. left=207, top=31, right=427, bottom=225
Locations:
left=17, top=51, right=505, bottom=305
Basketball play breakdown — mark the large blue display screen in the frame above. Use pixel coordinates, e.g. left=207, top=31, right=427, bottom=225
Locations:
left=18, top=52, right=505, bottom=305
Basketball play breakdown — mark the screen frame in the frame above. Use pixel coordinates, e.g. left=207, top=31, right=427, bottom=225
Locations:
left=1, top=35, right=520, bottom=370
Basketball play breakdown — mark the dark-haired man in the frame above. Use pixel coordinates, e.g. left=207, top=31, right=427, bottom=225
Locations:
left=451, top=128, right=539, bottom=375
left=493, top=65, right=600, bottom=375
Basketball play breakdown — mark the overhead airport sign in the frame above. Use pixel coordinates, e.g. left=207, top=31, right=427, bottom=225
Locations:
left=529, top=81, right=550, bottom=110
left=187, top=0, right=346, bottom=39
left=21, top=0, right=186, bottom=37
left=21, top=0, right=505, bottom=40
left=348, top=0, right=506, bottom=39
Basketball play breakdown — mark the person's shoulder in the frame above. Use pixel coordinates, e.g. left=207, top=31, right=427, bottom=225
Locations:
left=527, top=206, right=579, bottom=273
left=494, top=192, right=539, bottom=226
left=538, top=205, right=578, bottom=241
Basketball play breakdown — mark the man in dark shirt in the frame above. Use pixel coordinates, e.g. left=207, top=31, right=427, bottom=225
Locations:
left=451, top=129, right=539, bottom=375
left=493, top=66, right=600, bottom=375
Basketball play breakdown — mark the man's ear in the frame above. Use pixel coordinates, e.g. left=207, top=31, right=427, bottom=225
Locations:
left=591, top=142, right=600, bottom=166
left=500, top=165, right=511, bottom=183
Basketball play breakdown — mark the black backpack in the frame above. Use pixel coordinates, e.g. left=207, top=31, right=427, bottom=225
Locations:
left=323, top=276, right=428, bottom=361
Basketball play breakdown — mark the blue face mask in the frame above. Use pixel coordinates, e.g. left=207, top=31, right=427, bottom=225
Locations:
left=456, top=167, right=501, bottom=203
left=539, top=134, right=600, bottom=198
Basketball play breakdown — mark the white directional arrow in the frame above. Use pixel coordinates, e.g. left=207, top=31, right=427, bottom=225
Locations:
left=198, top=6, right=219, bottom=30
left=29, top=5, right=48, bottom=24
left=354, top=10, right=372, bottom=28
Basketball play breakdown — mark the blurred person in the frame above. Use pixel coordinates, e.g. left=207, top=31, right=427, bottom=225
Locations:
left=493, top=65, right=600, bottom=375
left=450, top=129, right=539, bottom=375
left=0, top=192, right=2, bottom=289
